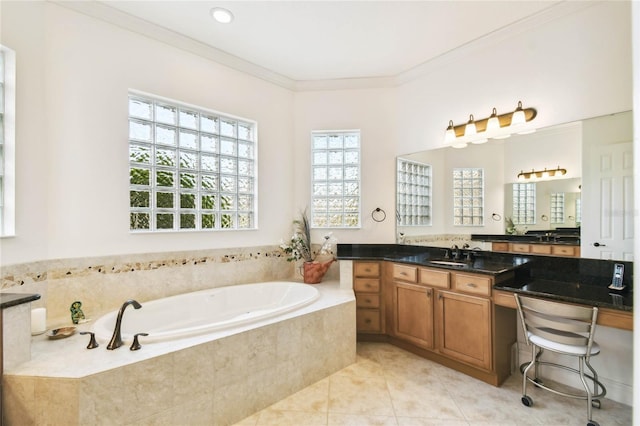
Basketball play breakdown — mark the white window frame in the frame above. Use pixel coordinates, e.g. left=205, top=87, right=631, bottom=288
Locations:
left=0, top=46, right=16, bottom=237
left=128, top=90, right=258, bottom=232
left=310, top=130, right=361, bottom=228
left=396, top=158, right=431, bottom=226
left=452, top=168, right=484, bottom=226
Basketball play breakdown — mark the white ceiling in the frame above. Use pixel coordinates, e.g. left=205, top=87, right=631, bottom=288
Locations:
left=93, top=1, right=561, bottom=83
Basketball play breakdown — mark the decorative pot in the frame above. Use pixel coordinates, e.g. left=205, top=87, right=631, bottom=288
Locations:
left=302, top=259, right=335, bottom=284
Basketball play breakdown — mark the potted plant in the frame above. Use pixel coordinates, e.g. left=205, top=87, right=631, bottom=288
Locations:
left=280, top=210, right=336, bottom=283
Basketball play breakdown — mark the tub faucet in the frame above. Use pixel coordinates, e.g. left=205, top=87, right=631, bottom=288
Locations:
left=107, top=299, right=142, bottom=350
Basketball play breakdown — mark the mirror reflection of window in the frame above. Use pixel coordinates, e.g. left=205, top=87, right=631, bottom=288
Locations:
left=396, top=159, right=431, bottom=226
left=550, top=192, right=565, bottom=224
left=513, top=183, right=536, bottom=225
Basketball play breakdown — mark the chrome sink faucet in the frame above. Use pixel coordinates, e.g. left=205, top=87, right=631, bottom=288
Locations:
left=107, top=299, right=142, bottom=350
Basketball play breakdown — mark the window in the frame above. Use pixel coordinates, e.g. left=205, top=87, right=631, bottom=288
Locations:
left=453, top=168, right=484, bottom=226
left=128, top=92, right=257, bottom=232
left=550, top=192, right=565, bottom=224
left=0, top=46, right=15, bottom=237
left=310, top=131, right=360, bottom=228
left=397, top=159, right=431, bottom=226
left=512, top=183, right=536, bottom=225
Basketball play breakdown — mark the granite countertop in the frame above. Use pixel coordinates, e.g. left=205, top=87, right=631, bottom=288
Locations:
left=495, top=278, right=633, bottom=312
left=337, top=244, right=526, bottom=275
left=0, top=293, right=41, bottom=309
left=337, top=244, right=633, bottom=312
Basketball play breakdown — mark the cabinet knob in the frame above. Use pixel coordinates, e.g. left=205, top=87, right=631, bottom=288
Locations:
left=365, top=319, right=371, bottom=324
left=426, top=289, right=431, bottom=298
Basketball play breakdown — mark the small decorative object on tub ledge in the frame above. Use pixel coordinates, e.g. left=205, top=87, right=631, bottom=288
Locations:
left=70, top=300, right=85, bottom=324
left=280, top=209, right=336, bottom=284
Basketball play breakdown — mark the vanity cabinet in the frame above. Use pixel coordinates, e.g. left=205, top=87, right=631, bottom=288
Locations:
left=389, top=266, right=449, bottom=350
left=383, top=262, right=516, bottom=386
left=437, top=274, right=492, bottom=370
left=353, top=261, right=384, bottom=335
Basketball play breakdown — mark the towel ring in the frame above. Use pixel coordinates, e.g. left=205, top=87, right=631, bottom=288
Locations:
left=492, top=213, right=502, bottom=221
left=541, top=214, right=549, bottom=221
left=372, top=208, right=386, bottom=222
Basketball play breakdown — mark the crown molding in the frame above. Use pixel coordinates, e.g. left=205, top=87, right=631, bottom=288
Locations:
left=50, top=0, right=600, bottom=92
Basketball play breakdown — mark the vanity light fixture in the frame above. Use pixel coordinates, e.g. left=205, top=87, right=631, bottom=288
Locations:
left=517, top=166, right=567, bottom=181
left=211, top=7, right=234, bottom=24
left=444, top=101, right=536, bottom=147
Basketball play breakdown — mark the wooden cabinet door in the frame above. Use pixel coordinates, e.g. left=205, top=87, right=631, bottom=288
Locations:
left=392, top=281, right=434, bottom=350
left=436, top=290, right=491, bottom=370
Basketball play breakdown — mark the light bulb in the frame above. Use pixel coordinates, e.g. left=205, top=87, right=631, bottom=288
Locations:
left=511, top=101, right=526, bottom=126
left=486, top=108, right=500, bottom=132
left=464, top=114, right=477, bottom=137
left=444, top=120, right=456, bottom=143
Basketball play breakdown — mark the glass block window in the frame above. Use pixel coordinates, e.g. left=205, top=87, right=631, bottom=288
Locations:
left=453, top=168, right=484, bottom=226
left=550, top=192, right=565, bottom=224
left=575, top=197, right=582, bottom=225
left=397, top=159, right=431, bottom=226
left=0, top=46, right=15, bottom=237
left=512, top=183, right=536, bottom=225
left=311, top=131, right=360, bottom=228
left=129, top=92, right=257, bottom=232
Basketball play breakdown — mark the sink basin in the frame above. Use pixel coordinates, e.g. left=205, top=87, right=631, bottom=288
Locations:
left=428, top=260, right=467, bottom=267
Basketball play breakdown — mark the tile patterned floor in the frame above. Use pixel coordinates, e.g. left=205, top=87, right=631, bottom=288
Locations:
left=235, top=342, right=632, bottom=426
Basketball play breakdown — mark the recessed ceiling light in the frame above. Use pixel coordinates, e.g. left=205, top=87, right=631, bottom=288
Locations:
left=210, top=7, right=234, bottom=24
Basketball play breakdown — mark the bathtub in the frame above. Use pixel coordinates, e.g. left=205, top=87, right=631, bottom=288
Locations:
left=93, top=281, right=320, bottom=343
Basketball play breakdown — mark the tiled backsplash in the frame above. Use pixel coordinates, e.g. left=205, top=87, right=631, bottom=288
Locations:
left=0, top=246, right=340, bottom=327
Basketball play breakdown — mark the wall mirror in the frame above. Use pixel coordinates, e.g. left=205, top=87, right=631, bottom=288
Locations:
left=396, top=110, right=633, bottom=260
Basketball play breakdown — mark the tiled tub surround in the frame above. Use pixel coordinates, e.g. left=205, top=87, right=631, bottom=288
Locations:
left=3, top=281, right=356, bottom=425
left=1, top=245, right=334, bottom=327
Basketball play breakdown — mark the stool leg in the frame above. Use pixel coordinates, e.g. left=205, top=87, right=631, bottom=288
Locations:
left=578, top=356, right=593, bottom=423
left=534, top=346, right=544, bottom=382
left=585, top=357, right=601, bottom=399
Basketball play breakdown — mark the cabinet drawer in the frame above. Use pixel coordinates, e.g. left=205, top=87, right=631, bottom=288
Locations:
left=419, top=268, right=450, bottom=289
left=354, top=278, right=380, bottom=293
left=552, top=245, right=576, bottom=256
left=509, top=243, right=530, bottom=253
left=530, top=244, right=552, bottom=254
left=492, top=242, right=510, bottom=252
left=356, top=293, right=380, bottom=308
left=393, top=264, right=418, bottom=282
left=493, top=290, right=517, bottom=309
left=356, top=309, right=381, bottom=332
left=453, top=273, right=492, bottom=297
left=354, top=262, right=380, bottom=277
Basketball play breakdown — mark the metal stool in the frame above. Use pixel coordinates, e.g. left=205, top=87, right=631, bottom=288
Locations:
left=515, top=294, right=606, bottom=426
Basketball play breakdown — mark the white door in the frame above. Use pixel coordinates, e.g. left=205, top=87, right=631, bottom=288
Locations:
left=582, top=142, right=634, bottom=260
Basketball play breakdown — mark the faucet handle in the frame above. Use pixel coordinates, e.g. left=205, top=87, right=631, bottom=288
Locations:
left=79, top=331, right=99, bottom=349
left=130, top=333, right=149, bottom=351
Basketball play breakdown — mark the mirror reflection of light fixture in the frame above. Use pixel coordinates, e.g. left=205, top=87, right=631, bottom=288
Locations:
left=443, top=101, right=536, bottom=147
left=517, top=166, right=567, bottom=181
